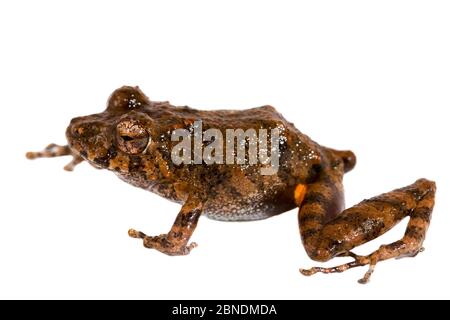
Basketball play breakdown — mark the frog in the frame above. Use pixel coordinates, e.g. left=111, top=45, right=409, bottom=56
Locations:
left=26, top=86, right=436, bottom=284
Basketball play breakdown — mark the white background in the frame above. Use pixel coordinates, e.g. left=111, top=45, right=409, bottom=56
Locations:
left=1, top=0, right=449, bottom=299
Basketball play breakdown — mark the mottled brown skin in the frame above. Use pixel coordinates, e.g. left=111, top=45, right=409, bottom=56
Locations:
left=27, top=86, right=436, bottom=283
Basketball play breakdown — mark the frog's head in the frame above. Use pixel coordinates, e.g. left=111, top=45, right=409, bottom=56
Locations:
left=66, top=86, right=157, bottom=172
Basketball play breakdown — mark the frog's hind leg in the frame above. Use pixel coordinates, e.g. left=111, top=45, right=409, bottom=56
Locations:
left=26, top=143, right=84, bottom=171
left=297, top=175, right=436, bottom=284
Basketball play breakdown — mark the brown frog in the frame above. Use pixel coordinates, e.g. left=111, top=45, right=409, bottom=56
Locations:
left=27, top=86, right=436, bottom=283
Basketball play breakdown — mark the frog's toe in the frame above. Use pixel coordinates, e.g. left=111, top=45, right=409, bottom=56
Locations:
left=299, top=253, right=373, bottom=283
left=128, top=228, right=146, bottom=239
left=63, top=155, right=84, bottom=171
left=26, top=143, right=72, bottom=160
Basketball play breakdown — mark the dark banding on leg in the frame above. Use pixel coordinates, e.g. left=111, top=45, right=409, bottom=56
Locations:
left=297, top=165, right=345, bottom=258
left=298, top=178, right=436, bottom=284
left=128, top=194, right=204, bottom=256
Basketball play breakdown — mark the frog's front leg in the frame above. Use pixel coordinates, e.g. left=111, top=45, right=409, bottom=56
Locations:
left=297, top=171, right=436, bottom=284
left=26, top=143, right=84, bottom=171
left=128, top=194, right=203, bottom=256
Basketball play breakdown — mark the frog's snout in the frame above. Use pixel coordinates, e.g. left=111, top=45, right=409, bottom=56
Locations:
left=66, top=116, right=109, bottom=158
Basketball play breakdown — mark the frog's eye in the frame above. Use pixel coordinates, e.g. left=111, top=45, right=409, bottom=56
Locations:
left=116, top=120, right=150, bottom=154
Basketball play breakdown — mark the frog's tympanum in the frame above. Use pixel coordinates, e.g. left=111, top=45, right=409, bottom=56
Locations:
left=27, top=86, right=436, bottom=283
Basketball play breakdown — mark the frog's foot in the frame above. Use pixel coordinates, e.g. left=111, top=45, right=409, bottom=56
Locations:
left=300, top=252, right=374, bottom=284
left=128, top=229, right=198, bottom=256
left=300, top=245, right=426, bottom=284
left=26, top=143, right=84, bottom=171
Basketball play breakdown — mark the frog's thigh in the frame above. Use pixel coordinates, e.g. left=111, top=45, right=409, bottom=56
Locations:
left=297, top=178, right=436, bottom=283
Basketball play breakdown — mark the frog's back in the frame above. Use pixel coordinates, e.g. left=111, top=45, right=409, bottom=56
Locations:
left=149, top=104, right=323, bottom=221
left=150, top=104, right=290, bottom=133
